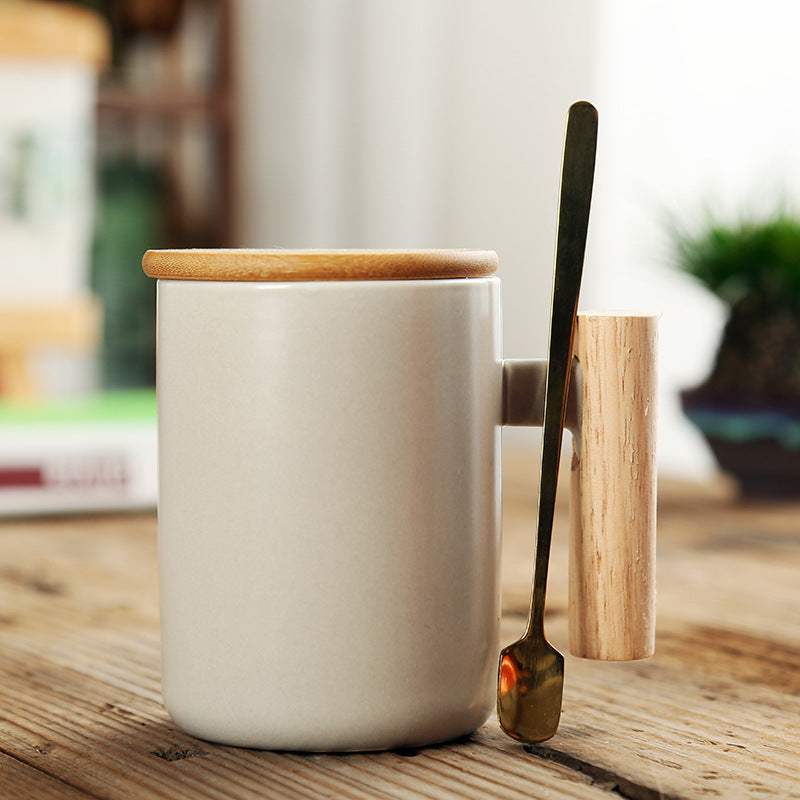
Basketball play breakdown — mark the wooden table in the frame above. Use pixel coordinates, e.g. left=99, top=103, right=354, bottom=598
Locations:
left=1, top=452, right=799, bottom=799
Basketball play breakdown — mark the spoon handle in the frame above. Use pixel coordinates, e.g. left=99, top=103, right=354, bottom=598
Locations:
left=527, top=101, right=598, bottom=637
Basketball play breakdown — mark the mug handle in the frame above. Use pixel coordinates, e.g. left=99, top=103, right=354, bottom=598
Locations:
left=503, top=312, right=658, bottom=661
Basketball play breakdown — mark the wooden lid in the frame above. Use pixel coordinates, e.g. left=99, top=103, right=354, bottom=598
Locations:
left=142, top=249, right=498, bottom=282
left=0, top=1, right=110, bottom=69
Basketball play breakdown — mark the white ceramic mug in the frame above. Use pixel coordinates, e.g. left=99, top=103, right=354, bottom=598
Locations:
left=143, top=248, right=656, bottom=752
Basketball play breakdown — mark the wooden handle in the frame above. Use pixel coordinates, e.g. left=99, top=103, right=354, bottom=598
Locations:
left=568, top=313, right=658, bottom=660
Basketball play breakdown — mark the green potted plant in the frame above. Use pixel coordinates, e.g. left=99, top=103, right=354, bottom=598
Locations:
left=674, top=211, right=800, bottom=498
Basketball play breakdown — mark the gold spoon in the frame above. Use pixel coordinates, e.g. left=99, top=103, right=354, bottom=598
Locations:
left=498, top=101, right=598, bottom=743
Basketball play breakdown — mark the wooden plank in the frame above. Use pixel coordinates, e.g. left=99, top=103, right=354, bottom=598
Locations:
left=0, top=458, right=798, bottom=799
left=0, top=514, right=613, bottom=799
left=0, top=641, right=619, bottom=800
left=503, top=456, right=800, bottom=799
left=0, top=750, right=93, bottom=800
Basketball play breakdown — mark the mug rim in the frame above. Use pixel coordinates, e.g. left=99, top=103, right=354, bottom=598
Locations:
left=142, top=249, right=498, bottom=283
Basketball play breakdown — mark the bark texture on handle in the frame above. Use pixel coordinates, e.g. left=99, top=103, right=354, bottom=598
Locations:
left=569, top=313, right=658, bottom=660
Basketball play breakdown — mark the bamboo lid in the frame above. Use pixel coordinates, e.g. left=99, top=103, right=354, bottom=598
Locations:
left=0, top=1, right=110, bottom=69
left=142, top=249, right=499, bottom=282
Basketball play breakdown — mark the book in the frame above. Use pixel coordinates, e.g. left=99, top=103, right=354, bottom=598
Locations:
left=0, top=389, right=156, bottom=515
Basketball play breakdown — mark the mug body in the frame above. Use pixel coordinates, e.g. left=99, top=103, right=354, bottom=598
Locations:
left=156, top=274, right=503, bottom=750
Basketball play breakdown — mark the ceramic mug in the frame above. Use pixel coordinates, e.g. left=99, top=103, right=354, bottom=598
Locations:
left=143, top=248, right=656, bottom=752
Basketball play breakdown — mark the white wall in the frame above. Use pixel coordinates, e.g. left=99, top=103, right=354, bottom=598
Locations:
left=235, top=0, right=597, bottom=375
left=237, top=1, right=800, bottom=478
left=590, top=0, right=800, bottom=477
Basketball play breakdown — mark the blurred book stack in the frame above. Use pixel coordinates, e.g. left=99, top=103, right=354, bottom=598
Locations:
left=0, top=1, right=232, bottom=514
left=0, top=389, right=156, bottom=515
left=0, top=2, right=156, bottom=514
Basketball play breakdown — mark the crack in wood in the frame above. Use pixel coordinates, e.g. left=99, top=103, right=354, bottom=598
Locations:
left=0, top=566, right=66, bottom=596
left=523, top=744, right=686, bottom=800
left=698, top=527, right=800, bottom=552
left=0, top=744, right=95, bottom=798
left=151, top=745, right=208, bottom=762
left=657, top=625, right=800, bottom=695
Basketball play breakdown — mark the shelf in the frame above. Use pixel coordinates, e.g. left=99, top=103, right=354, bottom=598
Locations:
left=97, top=85, right=230, bottom=119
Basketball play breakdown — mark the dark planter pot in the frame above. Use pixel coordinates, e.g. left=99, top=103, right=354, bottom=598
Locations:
left=681, top=393, right=800, bottom=499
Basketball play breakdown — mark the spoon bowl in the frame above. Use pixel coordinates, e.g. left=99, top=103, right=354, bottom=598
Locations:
left=498, top=637, right=564, bottom=742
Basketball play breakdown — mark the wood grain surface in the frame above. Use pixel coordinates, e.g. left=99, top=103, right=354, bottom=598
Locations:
left=1, top=451, right=799, bottom=799
left=569, top=314, right=658, bottom=660
left=142, top=249, right=498, bottom=282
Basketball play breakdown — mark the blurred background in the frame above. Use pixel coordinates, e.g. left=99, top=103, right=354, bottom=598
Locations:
left=2, top=0, right=800, bottom=512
